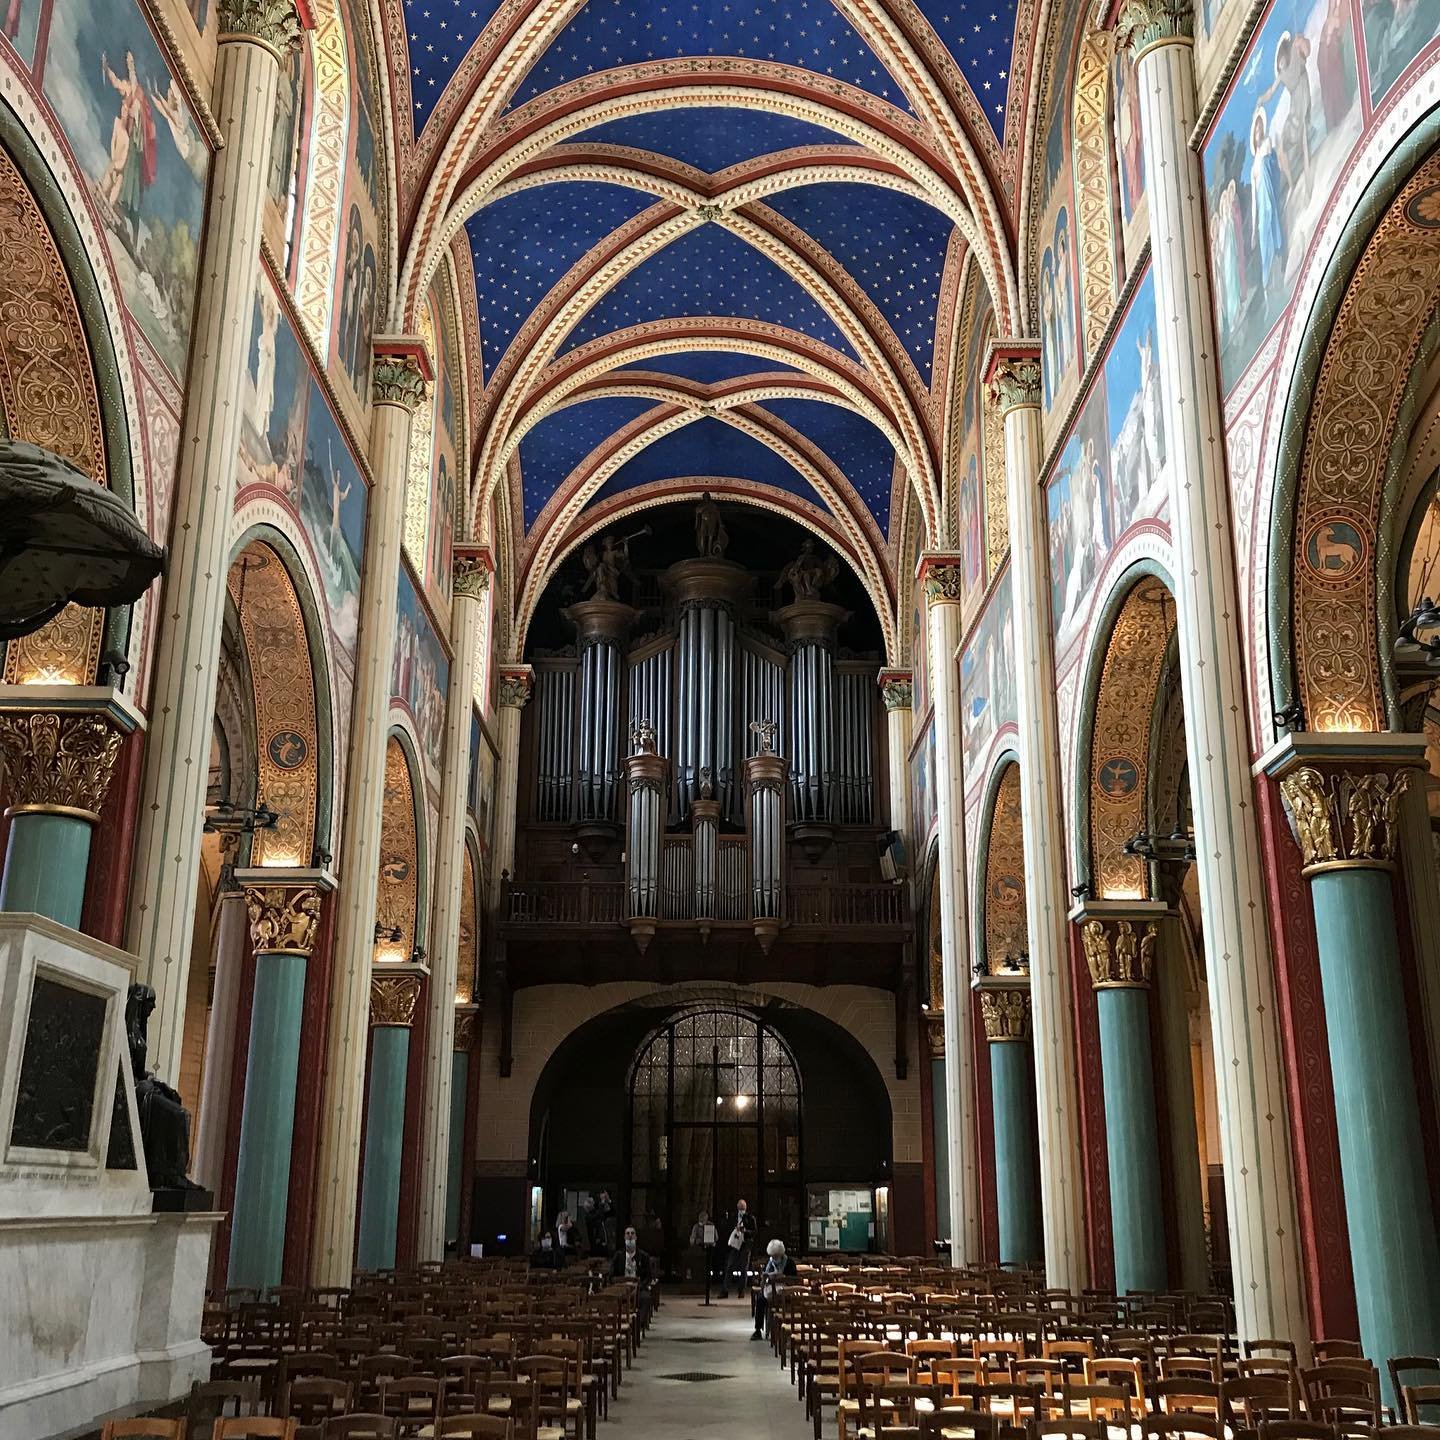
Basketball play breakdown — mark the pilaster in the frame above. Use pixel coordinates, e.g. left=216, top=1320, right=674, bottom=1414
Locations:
left=878, top=670, right=914, bottom=845
left=490, top=667, right=533, bottom=908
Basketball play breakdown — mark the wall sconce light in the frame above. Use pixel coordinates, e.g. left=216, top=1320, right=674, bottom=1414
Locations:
left=411, top=945, right=427, bottom=964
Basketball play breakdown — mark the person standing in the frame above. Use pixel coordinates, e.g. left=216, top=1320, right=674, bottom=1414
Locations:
left=719, top=1198, right=756, bottom=1299
left=588, top=1190, right=614, bottom=1254
left=554, top=1208, right=580, bottom=1263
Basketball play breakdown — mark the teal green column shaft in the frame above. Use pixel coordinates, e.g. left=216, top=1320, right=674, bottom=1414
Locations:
left=1311, top=865, right=1440, bottom=1393
left=0, top=812, right=93, bottom=928
left=445, top=1048, right=469, bottom=1249
left=931, top=1055, right=951, bottom=1242
left=1097, top=986, right=1166, bottom=1293
left=990, top=1039, right=1043, bottom=1265
left=357, top=1025, right=412, bottom=1271
left=228, top=950, right=308, bottom=1291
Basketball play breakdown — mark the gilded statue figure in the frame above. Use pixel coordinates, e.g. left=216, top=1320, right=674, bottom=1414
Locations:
left=1139, top=922, right=1157, bottom=982
left=1113, top=919, right=1138, bottom=980
left=1081, top=918, right=1110, bottom=985
left=775, top=537, right=838, bottom=602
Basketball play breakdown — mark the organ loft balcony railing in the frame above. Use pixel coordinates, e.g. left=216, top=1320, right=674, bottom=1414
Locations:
left=497, top=868, right=907, bottom=932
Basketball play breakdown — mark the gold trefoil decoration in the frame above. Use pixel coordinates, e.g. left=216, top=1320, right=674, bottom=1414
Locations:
left=1082, top=917, right=1157, bottom=989
left=1279, top=765, right=1410, bottom=874
left=0, top=711, right=123, bottom=821
left=371, top=971, right=423, bottom=1027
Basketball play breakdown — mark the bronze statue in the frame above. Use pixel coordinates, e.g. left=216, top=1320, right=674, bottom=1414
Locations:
left=775, top=537, right=838, bottom=602
left=630, top=717, right=657, bottom=755
left=125, top=983, right=201, bottom=1194
left=749, top=718, right=778, bottom=755
left=581, top=526, right=648, bottom=600
left=695, top=491, right=728, bottom=558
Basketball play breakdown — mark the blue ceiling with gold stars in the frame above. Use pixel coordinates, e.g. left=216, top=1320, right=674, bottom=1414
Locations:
left=410, top=0, right=1026, bottom=553
left=571, top=107, right=858, bottom=173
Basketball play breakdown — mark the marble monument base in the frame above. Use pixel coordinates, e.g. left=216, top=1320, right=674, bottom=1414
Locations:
left=0, top=1209, right=219, bottom=1440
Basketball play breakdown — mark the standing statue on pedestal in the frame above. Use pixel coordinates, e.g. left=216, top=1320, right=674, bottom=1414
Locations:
left=695, top=491, right=728, bottom=557
left=775, top=537, right=838, bottom=602
left=581, top=526, right=648, bottom=600
left=125, top=983, right=206, bottom=1201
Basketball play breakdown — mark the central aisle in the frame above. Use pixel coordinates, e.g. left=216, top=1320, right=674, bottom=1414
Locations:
left=610, top=1293, right=805, bottom=1438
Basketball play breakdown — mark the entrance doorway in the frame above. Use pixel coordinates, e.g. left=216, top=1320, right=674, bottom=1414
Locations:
left=628, top=1007, right=802, bottom=1273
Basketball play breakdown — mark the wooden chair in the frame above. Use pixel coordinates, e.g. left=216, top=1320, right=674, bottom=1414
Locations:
left=210, top=1423, right=298, bottom=1439
left=1150, top=1380, right=1222, bottom=1418
left=99, top=1422, right=185, bottom=1439
left=1256, top=1424, right=1337, bottom=1440
left=1141, top=1415, right=1225, bottom=1440
left=1033, top=1421, right=1108, bottom=1440
left=1223, top=1376, right=1298, bottom=1428
left=1301, top=1364, right=1380, bottom=1432
left=377, top=1377, right=444, bottom=1437
left=190, top=1380, right=264, bottom=1437
left=1058, top=1382, right=1137, bottom=1425
left=321, top=1419, right=397, bottom=1439
left=1403, top=1386, right=1440, bottom=1427
left=433, top=1419, right=514, bottom=1439
left=918, top=1404, right=998, bottom=1439
left=1381, top=1428, right=1440, bottom=1440
left=281, top=1379, right=351, bottom=1431
left=1313, top=1342, right=1364, bottom=1365
left=1246, top=1341, right=1299, bottom=1366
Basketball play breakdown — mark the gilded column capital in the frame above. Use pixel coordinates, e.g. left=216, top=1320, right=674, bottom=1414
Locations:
left=1081, top=916, right=1157, bottom=989
left=1279, top=764, right=1411, bottom=876
left=980, top=986, right=1033, bottom=1041
left=918, top=554, right=967, bottom=608
left=1112, top=0, right=1193, bottom=58
left=0, top=710, right=124, bottom=822
left=453, top=1005, right=479, bottom=1052
left=218, top=0, right=309, bottom=57
left=371, top=352, right=429, bottom=412
left=453, top=547, right=493, bottom=601
left=987, top=349, right=1043, bottom=414
left=244, top=884, right=322, bottom=955
left=878, top=670, right=914, bottom=711
left=370, top=969, right=423, bottom=1026
left=497, top=666, right=534, bottom=709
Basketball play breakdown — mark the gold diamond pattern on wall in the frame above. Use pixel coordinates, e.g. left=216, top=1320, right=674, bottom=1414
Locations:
left=455, top=843, right=477, bottom=1005
left=0, top=142, right=107, bottom=687
left=1294, top=152, right=1440, bottom=733
left=982, top=338, right=1009, bottom=573
left=403, top=304, right=437, bottom=586
left=228, top=543, right=319, bottom=866
left=1089, top=578, right=1176, bottom=898
left=375, top=735, right=419, bottom=962
left=1072, top=29, right=1120, bottom=359
left=983, top=762, right=1028, bottom=973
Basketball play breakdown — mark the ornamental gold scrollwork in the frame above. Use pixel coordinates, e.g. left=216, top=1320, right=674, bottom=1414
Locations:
left=980, top=988, right=1032, bottom=1042
left=1279, top=765, right=1410, bottom=873
left=453, top=1008, right=478, bottom=1051
left=497, top=669, right=534, bottom=709
left=370, top=971, right=423, bottom=1026
left=925, top=1012, right=946, bottom=1057
left=1112, top=0, right=1193, bottom=57
left=453, top=554, right=491, bottom=599
left=244, top=885, right=322, bottom=955
left=989, top=356, right=1042, bottom=414
left=370, top=352, right=428, bottom=411
left=0, top=711, right=124, bottom=820
left=1082, top=917, right=1157, bottom=988
left=879, top=673, right=914, bottom=711
left=921, top=561, right=966, bottom=607
left=218, top=0, right=307, bottom=54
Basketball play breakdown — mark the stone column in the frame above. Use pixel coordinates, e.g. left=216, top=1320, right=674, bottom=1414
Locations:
left=980, top=985, right=1042, bottom=1266
left=878, top=671, right=914, bottom=843
left=1077, top=904, right=1168, bottom=1294
left=310, top=343, right=429, bottom=1287
left=228, top=880, right=325, bottom=1292
left=193, top=879, right=247, bottom=1193
left=0, top=699, right=131, bottom=927
left=918, top=554, right=979, bottom=1265
left=927, top=1019, right=951, bottom=1242
left=414, top=549, right=487, bottom=1262
left=1272, top=741, right=1440, bottom=1391
left=356, top=965, right=424, bottom=1272
left=1112, top=0, right=1308, bottom=1347
left=446, top=1006, right=477, bottom=1249
left=124, top=1, right=309, bottom=1084
left=986, top=349, right=1089, bottom=1292
left=490, top=668, right=533, bottom=908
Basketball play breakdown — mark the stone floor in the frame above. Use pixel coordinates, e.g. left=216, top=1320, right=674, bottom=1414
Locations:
left=611, top=1292, right=806, bottom=1438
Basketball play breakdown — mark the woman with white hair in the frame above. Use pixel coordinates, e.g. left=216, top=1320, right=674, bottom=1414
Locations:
left=751, top=1237, right=797, bottom=1341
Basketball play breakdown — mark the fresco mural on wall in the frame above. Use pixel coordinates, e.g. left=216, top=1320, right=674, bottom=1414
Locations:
left=1046, top=270, right=1167, bottom=658
left=910, top=712, right=937, bottom=842
left=910, top=565, right=929, bottom=722
left=1113, top=44, right=1148, bottom=271
left=241, top=282, right=307, bottom=500
left=2, top=0, right=41, bottom=68
left=267, top=45, right=306, bottom=263
left=956, top=279, right=993, bottom=614
left=425, top=280, right=462, bottom=615
left=1040, top=206, right=1080, bottom=413
left=1362, top=0, right=1437, bottom=101
left=393, top=565, right=451, bottom=779
left=42, top=0, right=208, bottom=377
left=960, top=569, right=1015, bottom=776
left=1203, top=0, right=1361, bottom=392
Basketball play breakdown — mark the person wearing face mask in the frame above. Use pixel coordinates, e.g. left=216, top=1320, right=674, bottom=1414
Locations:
left=530, top=1231, right=559, bottom=1270
left=751, top=1238, right=797, bottom=1340
left=609, top=1224, right=654, bottom=1329
left=718, top=1197, right=756, bottom=1299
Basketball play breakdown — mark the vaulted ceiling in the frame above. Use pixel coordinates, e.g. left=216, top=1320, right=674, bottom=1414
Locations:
left=385, top=0, right=1034, bottom=622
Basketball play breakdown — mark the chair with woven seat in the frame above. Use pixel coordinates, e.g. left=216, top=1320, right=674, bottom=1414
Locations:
left=321, top=1417, right=397, bottom=1438
left=1301, top=1364, right=1380, bottom=1434
left=209, top=1422, right=298, bottom=1439
left=1150, top=1380, right=1221, bottom=1418
left=1313, top=1342, right=1364, bottom=1364
left=1058, top=1381, right=1137, bottom=1425
left=1256, top=1423, right=1337, bottom=1440
left=1403, top=1386, right=1440, bottom=1426
left=190, top=1380, right=264, bottom=1438
left=377, top=1377, right=444, bottom=1438
left=1142, top=1414, right=1225, bottom=1440
left=917, top=1403, right=998, bottom=1439
left=100, top=1421, right=185, bottom=1439
left=1223, top=1376, right=1298, bottom=1428
left=433, top=1419, right=514, bottom=1439
left=282, top=1379, right=351, bottom=1434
